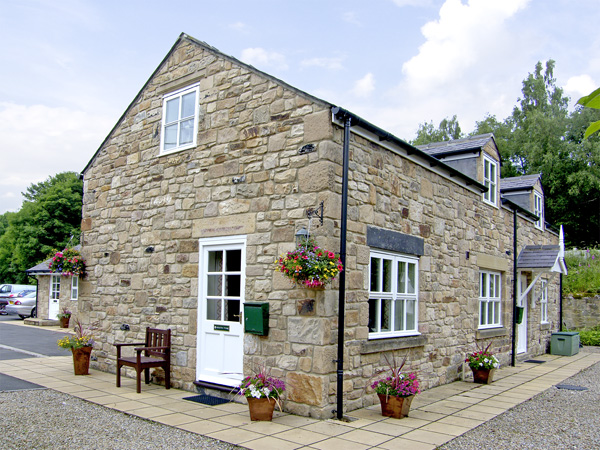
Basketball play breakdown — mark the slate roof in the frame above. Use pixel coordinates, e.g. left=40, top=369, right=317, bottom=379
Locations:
left=501, top=174, right=541, bottom=192
left=417, top=133, right=494, bottom=157
left=517, top=245, right=560, bottom=269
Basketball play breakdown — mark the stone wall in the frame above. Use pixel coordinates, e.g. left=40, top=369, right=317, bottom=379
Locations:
left=564, top=295, right=600, bottom=329
left=35, top=274, right=80, bottom=320
left=328, top=128, right=560, bottom=412
left=80, top=35, right=561, bottom=419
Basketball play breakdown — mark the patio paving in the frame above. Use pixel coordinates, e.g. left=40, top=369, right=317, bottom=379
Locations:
left=1, top=342, right=599, bottom=449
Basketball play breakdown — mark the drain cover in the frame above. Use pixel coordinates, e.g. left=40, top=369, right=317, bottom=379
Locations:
left=555, top=384, right=588, bottom=391
left=524, top=360, right=546, bottom=364
left=183, top=394, right=230, bottom=405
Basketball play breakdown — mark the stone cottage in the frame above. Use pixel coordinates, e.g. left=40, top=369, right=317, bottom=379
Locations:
left=26, top=245, right=82, bottom=320
left=78, top=33, right=566, bottom=418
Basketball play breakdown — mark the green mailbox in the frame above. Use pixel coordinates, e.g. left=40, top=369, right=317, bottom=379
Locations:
left=550, top=332, right=580, bottom=356
left=244, top=302, right=269, bottom=336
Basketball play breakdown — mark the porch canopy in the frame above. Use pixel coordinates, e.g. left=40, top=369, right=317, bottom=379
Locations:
left=516, top=226, right=568, bottom=306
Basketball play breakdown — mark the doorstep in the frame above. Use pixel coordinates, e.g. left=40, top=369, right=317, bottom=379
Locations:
left=23, top=318, right=60, bottom=327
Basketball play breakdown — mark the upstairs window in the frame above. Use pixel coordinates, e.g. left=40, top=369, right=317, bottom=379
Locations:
left=160, top=84, right=199, bottom=154
left=534, top=192, right=544, bottom=230
left=483, top=155, right=498, bottom=206
left=479, top=270, right=501, bottom=328
left=368, top=251, right=419, bottom=338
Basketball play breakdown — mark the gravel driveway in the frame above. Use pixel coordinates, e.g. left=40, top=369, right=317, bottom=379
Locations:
left=1, top=390, right=245, bottom=450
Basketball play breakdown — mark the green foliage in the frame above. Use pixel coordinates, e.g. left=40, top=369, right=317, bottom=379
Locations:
left=414, top=60, right=600, bottom=246
left=577, top=86, right=600, bottom=139
left=563, top=249, right=600, bottom=295
left=571, top=326, right=600, bottom=346
left=0, top=172, right=83, bottom=284
left=411, top=115, right=463, bottom=145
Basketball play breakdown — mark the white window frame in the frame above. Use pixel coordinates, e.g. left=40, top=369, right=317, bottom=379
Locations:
left=479, top=270, right=502, bottom=328
left=50, top=275, right=61, bottom=300
left=482, top=154, right=498, bottom=206
left=540, top=279, right=548, bottom=323
left=71, top=276, right=79, bottom=300
left=368, top=250, right=419, bottom=339
left=534, top=191, right=544, bottom=230
left=160, top=84, right=200, bottom=155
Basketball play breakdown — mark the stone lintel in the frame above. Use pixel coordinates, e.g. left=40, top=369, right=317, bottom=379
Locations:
left=360, top=335, right=427, bottom=354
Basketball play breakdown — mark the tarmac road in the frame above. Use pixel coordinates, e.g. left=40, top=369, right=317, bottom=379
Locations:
left=0, top=316, right=71, bottom=391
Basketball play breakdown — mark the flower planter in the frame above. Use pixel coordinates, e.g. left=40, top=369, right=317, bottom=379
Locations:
left=72, top=346, right=92, bottom=375
left=247, top=397, right=277, bottom=421
left=377, top=394, right=414, bottom=419
left=59, top=316, right=70, bottom=328
left=471, top=368, right=495, bottom=384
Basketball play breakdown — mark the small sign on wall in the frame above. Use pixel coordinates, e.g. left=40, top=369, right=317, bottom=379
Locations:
left=214, top=324, right=230, bottom=332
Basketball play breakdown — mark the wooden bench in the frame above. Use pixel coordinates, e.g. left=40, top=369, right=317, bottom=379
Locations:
left=115, top=327, right=171, bottom=393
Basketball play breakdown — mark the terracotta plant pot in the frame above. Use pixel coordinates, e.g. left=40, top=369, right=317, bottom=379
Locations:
left=59, top=316, right=70, bottom=328
left=377, top=394, right=414, bottom=419
left=247, top=397, right=277, bottom=421
left=72, top=346, right=92, bottom=375
left=472, top=368, right=495, bottom=384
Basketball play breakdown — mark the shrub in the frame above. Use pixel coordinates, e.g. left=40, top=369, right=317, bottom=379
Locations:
left=563, top=248, right=600, bottom=295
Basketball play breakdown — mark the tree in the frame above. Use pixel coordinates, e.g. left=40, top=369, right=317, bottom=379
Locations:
left=411, top=115, right=463, bottom=145
left=0, top=172, right=83, bottom=284
left=576, top=87, right=600, bottom=139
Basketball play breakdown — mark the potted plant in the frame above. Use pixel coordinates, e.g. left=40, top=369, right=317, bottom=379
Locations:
left=57, top=307, right=72, bottom=328
left=275, top=238, right=343, bottom=288
left=237, top=365, right=285, bottom=421
left=49, top=247, right=86, bottom=277
left=57, top=319, right=95, bottom=375
left=466, top=341, right=499, bottom=384
left=370, top=354, right=420, bottom=419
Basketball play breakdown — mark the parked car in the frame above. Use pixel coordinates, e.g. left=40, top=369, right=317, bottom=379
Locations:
left=0, top=284, right=37, bottom=314
left=5, top=291, right=37, bottom=319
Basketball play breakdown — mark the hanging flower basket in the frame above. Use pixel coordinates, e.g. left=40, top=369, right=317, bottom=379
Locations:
left=275, top=239, right=343, bottom=288
left=48, top=248, right=86, bottom=277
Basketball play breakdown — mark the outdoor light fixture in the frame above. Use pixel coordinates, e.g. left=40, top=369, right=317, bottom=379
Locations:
left=295, top=228, right=310, bottom=246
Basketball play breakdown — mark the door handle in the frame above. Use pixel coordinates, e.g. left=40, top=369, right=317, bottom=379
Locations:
left=233, top=313, right=243, bottom=324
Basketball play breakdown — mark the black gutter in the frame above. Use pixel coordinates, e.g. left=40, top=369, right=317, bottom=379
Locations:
left=331, top=107, right=487, bottom=193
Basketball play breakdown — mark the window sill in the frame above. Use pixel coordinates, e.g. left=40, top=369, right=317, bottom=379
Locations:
left=540, top=322, right=550, bottom=330
left=476, top=327, right=508, bottom=339
left=360, top=335, right=427, bottom=354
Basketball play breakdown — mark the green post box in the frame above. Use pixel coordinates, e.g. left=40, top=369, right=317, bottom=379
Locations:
left=244, top=302, right=269, bottom=336
left=550, top=332, right=580, bottom=356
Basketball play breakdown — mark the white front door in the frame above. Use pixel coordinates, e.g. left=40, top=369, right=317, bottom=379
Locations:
left=48, top=275, right=60, bottom=319
left=196, top=236, right=246, bottom=387
left=517, top=274, right=528, bottom=354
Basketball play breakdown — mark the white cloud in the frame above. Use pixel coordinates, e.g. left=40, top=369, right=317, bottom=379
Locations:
left=402, top=0, right=530, bottom=91
left=352, top=73, right=375, bottom=98
left=301, top=56, right=345, bottom=71
left=229, top=21, right=248, bottom=32
left=342, top=11, right=362, bottom=26
left=241, top=48, right=288, bottom=71
left=564, top=74, right=597, bottom=101
left=0, top=102, right=112, bottom=213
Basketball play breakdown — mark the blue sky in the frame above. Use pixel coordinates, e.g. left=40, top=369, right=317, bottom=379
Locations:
left=1, top=0, right=599, bottom=213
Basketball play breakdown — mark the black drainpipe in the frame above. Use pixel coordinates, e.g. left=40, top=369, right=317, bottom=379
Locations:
left=336, top=113, right=351, bottom=420
left=511, top=207, right=518, bottom=367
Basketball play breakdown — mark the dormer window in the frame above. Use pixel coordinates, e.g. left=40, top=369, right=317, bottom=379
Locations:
left=534, top=191, right=544, bottom=230
left=160, top=84, right=199, bottom=155
left=483, top=154, right=498, bottom=206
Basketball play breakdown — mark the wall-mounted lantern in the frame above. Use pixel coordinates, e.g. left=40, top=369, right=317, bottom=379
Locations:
left=295, top=227, right=310, bottom=247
